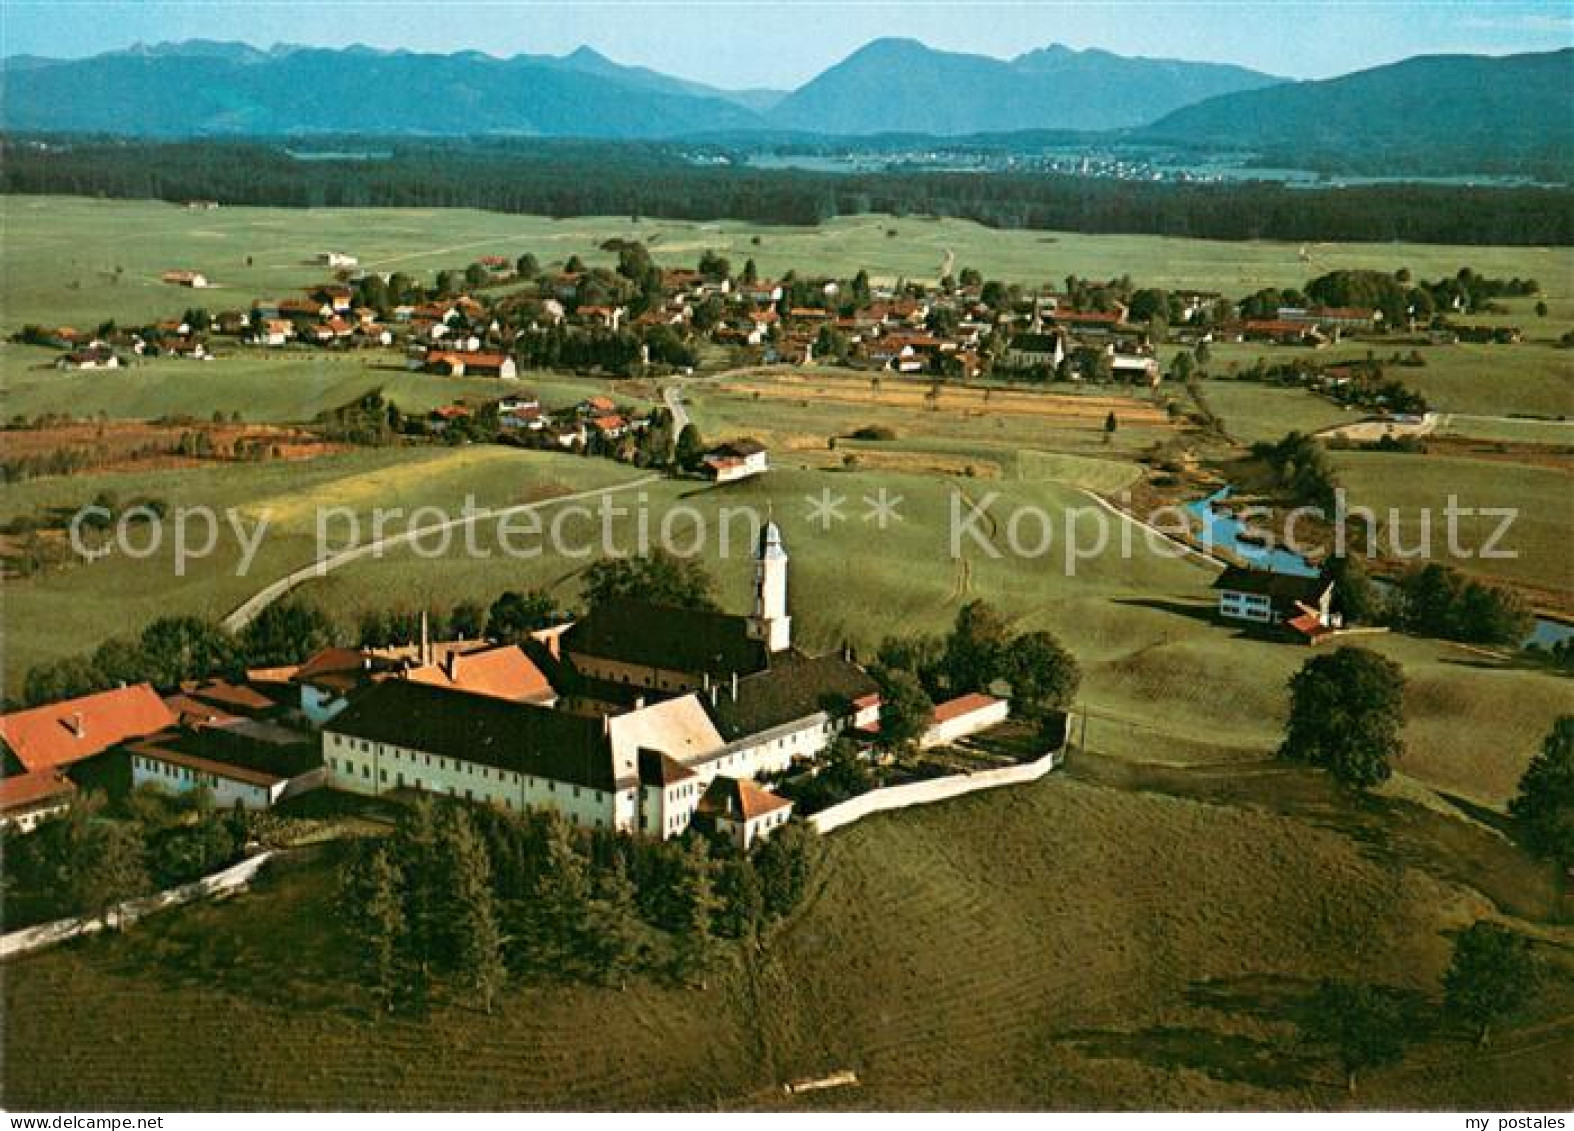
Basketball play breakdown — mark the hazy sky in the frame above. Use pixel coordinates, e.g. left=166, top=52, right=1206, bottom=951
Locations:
left=5, top=1, right=1570, bottom=89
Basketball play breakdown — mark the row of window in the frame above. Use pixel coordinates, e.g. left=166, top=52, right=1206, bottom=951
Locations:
left=328, top=752, right=616, bottom=829
left=325, top=738, right=603, bottom=801
left=131, top=755, right=219, bottom=789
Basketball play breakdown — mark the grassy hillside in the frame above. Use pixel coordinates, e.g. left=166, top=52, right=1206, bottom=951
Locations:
left=3, top=771, right=1568, bottom=1110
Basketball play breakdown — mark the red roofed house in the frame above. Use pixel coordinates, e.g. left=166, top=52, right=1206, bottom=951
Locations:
left=693, top=774, right=793, bottom=848
left=701, top=438, right=769, bottom=483
left=425, top=350, right=517, bottom=379
left=921, top=692, right=1010, bottom=749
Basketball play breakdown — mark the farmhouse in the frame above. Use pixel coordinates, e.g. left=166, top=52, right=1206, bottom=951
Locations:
left=281, top=638, right=558, bottom=726
left=162, top=269, right=210, bottom=288
left=701, top=438, right=769, bottom=483
left=56, top=345, right=120, bottom=370
left=1212, top=565, right=1338, bottom=638
left=317, top=251, right=358, bottom=268
left=0, top=770, right=77, bottom=833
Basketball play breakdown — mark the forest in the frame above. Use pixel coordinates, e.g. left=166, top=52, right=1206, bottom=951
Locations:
left=4, top=135, right=1571, bottom=245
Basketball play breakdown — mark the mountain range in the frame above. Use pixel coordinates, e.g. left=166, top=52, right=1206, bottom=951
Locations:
left=1, top=38, right=1568, bottom=179
left=769, top=38, right=1279, bottom=133
left=0, top=37, right=1275, bottom=137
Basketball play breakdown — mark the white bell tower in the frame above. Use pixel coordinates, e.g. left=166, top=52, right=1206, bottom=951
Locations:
left=751, top=519, right=791, bottom=653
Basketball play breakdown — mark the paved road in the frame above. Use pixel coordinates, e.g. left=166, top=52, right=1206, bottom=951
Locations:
left=662, top=381, right=691, bottom=433
left=220, top=472, right=662, bottom=631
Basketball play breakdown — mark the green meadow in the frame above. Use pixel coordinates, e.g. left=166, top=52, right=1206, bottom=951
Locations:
left=5, top=193, right=1572, bottom=331
left=2, top=343, right=642, bottom=423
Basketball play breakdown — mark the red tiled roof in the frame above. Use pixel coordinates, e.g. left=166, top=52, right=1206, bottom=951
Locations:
left=697, top=775, right=792, bottom=822
left=0, top=684, right=176, bottom=773
left=931, top=692, right=1004, bottom=725
left=403, top=645, right=555, bottom=704
left=0, top=770, right=77, bottom=814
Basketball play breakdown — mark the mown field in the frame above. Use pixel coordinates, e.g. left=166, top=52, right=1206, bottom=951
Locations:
left=3, top=769, right=1569, bottom=1111
left=1327, top=449, right=1574, bottom=602
left=2, top=343, right=642, bottom=425
left=6, top=194, right=1573, bottom=333
left=1204, top=339, right=1573, bottom=420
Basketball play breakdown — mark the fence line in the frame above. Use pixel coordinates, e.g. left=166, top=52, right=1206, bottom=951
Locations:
left=807, top=747, right=1063, bottom=835
left=0, top=850, right=275, bottom=961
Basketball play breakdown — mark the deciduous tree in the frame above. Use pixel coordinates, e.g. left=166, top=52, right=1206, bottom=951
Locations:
left=1444, top=921, right=1539, bottom=1046
left=1279, top=647, right=1405, bottom=790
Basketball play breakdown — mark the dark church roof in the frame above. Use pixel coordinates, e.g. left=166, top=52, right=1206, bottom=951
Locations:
left=706, top=650, right=879, bottom=741
left=563, top=598, right=770, bottom=680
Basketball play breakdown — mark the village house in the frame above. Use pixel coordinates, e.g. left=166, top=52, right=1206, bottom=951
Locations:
left=321, top=681, right=739, bottom=838
left=55, top=345, right=120, bottom=370
left=317, top=527, right=851, bottom=840
left=317, top=251, right=359, bottom=269
left=128, top=721, right=324, bottom=811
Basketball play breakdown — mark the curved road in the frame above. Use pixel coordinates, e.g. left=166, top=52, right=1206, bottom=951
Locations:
left=221, top=472, right=662, bottom=632
left=662, top=381, right=691, bottom=433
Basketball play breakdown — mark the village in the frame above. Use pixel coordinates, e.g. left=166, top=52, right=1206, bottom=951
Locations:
left=18, top=234, right=1488, bottom=443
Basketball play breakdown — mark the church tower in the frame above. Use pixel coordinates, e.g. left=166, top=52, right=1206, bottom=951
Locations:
left=751, top=519, right=791, bottom=653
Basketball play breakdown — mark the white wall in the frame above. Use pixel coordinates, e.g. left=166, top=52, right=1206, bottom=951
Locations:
left=131, top=753, right=281, bottom=810
left=809, top=746, right=1063, bottom=835
left=323, top=730, right=631, bottom=832
left=922, top=699, right=1010, bottom=749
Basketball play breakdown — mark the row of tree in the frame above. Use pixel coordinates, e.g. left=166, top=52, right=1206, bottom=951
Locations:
left=337, top=798, right=820, bottom=1011
left=6, top=137, right=1570, bottom=245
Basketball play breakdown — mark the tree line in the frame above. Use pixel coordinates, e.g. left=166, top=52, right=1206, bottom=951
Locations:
left=5, top=137, right=1571, bottom=246
left=337, top=796, right=820, bottom=1011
